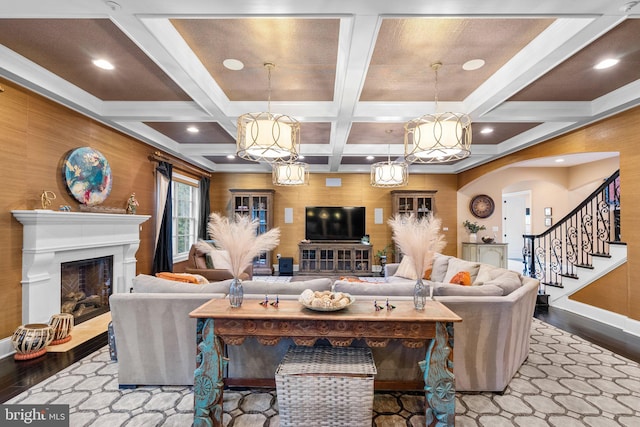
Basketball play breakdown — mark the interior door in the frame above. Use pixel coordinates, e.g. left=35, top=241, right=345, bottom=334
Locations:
left=502, top=192, right=530, bottom=260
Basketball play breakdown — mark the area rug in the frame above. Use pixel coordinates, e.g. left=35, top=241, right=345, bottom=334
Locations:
left=6, top=319, right=640, bottom=426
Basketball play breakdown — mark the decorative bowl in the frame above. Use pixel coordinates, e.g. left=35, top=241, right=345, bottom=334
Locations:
left=299, top=290, right=355, bottom=312
left=481, top=237, right=495, bottom=244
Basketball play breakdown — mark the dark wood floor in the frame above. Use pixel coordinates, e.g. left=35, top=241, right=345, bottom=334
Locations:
left=0, top=332, right=108, bottom=403
left=1, top=307, right=639, bottom=404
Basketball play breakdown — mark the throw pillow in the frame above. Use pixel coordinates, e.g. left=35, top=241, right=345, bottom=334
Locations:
left=484, top=270, right=522, bottom=295
left=442, top=258, right=481, bottom=284
left=473, top=263, right=498, bottom=285
left=133, top=274, right=231, bottom=294
left=155, top=272, right=201, bottom=284
left=210, top=250, right=231, bottom=271
left=339, top=276, right=369, bottom=283
left=423, top=268, right=432, bottom=280
left=430, top=254, right=451, bottom=282
left=394, top=256, right=418, bottom=280
left=433, top=282, right=504, bottom=297
left=449, top=271, right=471, bottom=286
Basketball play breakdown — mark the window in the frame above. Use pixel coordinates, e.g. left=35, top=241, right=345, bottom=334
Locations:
left=171, top=173, right=200, bottom=262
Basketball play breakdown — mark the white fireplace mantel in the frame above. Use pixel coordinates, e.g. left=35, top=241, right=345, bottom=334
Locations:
left=12, top=210, right=150, bottom=324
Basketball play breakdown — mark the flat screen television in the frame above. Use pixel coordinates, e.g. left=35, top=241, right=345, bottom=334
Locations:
left=305, top=206, right=366, bottom=241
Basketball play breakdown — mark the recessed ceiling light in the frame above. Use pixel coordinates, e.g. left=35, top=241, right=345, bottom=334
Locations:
left=480, top=127, right=494, bottom=134
left=223, top=59, right=244, bottom=71
left=226, top=154, right=235, bottom=159
left=92, top=59, right=114, bottom=70
left=462, top=59, right=485, bottom=71
left=555, top=158, right=565, bottom=163
left=186, top=126, right=199, bottom=133
left=366, top=155, right=375, bottom=161
left=594, top=58, right=619, bottom=70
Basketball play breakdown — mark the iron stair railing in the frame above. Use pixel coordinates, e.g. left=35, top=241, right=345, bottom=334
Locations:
left=523, top=169, right=621, bottom=289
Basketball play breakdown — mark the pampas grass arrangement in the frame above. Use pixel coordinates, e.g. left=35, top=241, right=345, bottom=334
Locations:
left=388, top=213, right=446, bottom=282
left=207, top=212, right=281, bottom=278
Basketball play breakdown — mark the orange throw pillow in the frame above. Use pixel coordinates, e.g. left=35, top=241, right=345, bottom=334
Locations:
left=156, top=272, right=200, bottom=284
left=423, top=268, right=432, bottom=280
left=449, top=271, right=471, bottom=286
left=339, top=276, right=368, bottom=283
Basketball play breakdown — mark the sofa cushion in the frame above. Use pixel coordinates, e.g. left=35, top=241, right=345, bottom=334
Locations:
left=334, top=279, right=417, bottom=297
left=434, top=282, right=503, bottom=296
left=133, top=274, right=232, bottom=294
left=430, top=254, right=451, bottom=282
left=243, top=278, right=332, bottom=296
left=443, top=258, right=481, bottom=284
left=484, top=270, right=522, bottom=295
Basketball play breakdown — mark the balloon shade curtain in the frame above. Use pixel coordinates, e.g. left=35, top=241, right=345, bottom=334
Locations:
left=152, top=161, right=173, bottom=274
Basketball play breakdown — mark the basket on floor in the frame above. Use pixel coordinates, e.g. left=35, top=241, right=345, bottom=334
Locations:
left=275, top=346, right=377, bottom=427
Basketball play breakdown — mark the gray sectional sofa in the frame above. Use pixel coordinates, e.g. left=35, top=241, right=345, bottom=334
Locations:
left=109, top=254, right=538, bottom=392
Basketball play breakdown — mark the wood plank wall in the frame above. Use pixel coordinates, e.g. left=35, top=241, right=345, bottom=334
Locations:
left=209, top=173, right=459, bottom=268
left=0, top=78, right=199, bottom=338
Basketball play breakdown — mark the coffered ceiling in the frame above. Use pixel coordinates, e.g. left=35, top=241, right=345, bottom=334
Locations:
left=1, top=0, right=639, bottom=174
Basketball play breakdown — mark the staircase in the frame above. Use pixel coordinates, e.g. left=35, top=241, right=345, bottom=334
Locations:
left=545, top=242, right=626, bottom=305
left=523, top=170, right=624, bottom=306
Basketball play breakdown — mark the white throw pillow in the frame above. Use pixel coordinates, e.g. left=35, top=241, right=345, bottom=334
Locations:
left=209, top=250, right=231, bottom=270
left=393, top=256, right=418, bottom=280
left=430, top=254, right=451, bottom=282
left=484, top=270, right=522, bottom=295
left=442, top=258, right=481, bottom=284
left=473, top=263, right=498, bottom=285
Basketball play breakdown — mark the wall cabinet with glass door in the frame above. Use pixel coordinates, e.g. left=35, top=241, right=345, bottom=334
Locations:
left=390, top=190, right=437, bottom=261
left=229, top=189, right=275, bottom=275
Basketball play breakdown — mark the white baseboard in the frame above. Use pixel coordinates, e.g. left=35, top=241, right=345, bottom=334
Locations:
left=552, top=297, right=640, bottom=338
left=623, top=317, right=640, bottom=338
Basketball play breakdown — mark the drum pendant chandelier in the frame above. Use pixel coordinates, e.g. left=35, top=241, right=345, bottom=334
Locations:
left=236, top=62, right=300, bottom=163
left=370, top=140, right=408, bottom=187
left=404, top=62, right=472, bottom=163
left=272, top=160, right=310, bottom=186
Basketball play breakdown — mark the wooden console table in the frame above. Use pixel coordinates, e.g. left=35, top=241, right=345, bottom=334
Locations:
left=190, top=299, right=462, bottom=427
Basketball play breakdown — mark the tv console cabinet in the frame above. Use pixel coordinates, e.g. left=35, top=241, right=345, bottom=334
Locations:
left=298, top=242, right=373, bottom=275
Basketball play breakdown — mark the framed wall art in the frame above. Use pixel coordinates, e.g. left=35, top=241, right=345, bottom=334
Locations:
left=63, top=147, right=112, bottom=206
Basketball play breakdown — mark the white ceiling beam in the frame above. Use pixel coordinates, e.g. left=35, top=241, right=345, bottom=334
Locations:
left=330, top=15, right=382, bottom=171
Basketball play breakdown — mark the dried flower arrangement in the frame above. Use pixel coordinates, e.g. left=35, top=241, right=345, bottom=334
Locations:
left=388, top=213, right=446, bottom=280
left=206, top=212, right=280, bottom=278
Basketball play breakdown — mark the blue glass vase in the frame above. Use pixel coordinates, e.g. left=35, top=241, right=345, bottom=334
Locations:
left=414, top=278, right=426, bottom=310
left=229, top=278, right=244, bottom=308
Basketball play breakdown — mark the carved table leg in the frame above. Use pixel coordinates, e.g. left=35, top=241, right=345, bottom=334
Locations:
left=419, top=321, right=455, bottom=427
left=194, top=318, right=227, bottom=427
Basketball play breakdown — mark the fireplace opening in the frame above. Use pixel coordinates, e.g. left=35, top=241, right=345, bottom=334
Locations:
left=61, top=256, right=113, bottom=325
